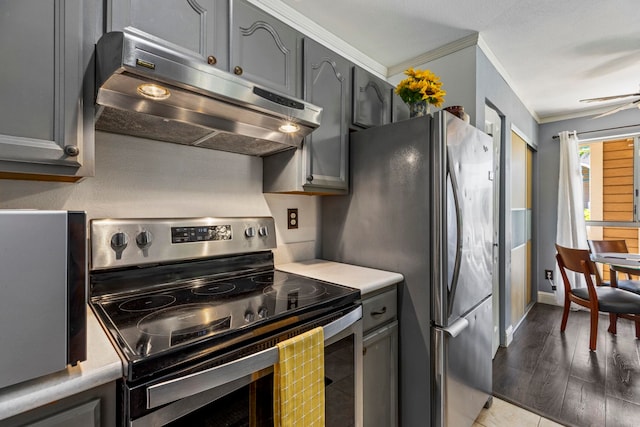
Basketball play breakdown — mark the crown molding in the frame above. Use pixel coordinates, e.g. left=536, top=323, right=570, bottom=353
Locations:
left=536, top=104, right=637, bottom=124
left=245, top=2, right=548, bottom=124
left=387, top=33, right=480, bottom=77
left=476, top=35, right=540, bottom=123
left=386, top=33, right=541, bottom=123
left=246, top=0, right=388, bottom=78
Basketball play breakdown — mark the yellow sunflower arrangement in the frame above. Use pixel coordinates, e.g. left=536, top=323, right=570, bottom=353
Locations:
left=395, top=68, right=446, bottom=107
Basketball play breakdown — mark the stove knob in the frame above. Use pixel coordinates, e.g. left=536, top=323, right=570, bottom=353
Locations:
left=258, top=307, right=269, bottom=319
left=244, top=310, right=255, bottom=323
left=258, top=226, right=269, bottom=237
left=136, top=230, right=153, bottom=248
left=245, top=227, right=256, bottom=238
left=110, top=232, right=128, bottom=251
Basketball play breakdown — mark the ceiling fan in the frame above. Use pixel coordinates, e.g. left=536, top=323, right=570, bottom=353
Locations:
left=580, top=89, right=640, bottom=118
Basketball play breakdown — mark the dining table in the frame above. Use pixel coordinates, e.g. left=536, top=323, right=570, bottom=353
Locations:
left=590, top=252, right=640, bottom=286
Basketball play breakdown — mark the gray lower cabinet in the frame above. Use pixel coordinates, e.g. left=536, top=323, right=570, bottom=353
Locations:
left=263, top=38, right=349, bottom=194
left=25, top=400, right=99, bottom=427
left=352, top=67, right=392, bottom=129
left=362, top=287, right=399, bottom=427
left=0, top=0, right=97, bottom=180
left=230, top=0, right=301, bottom=97
left=0, top=382, right=116, bottom=427
left=107, top=0, right=229, bottom=70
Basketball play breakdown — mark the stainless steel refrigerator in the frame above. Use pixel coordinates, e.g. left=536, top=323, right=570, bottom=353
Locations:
left=322, top=111, right=494, bottom=427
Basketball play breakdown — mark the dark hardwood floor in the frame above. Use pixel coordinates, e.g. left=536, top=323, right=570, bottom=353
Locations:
left=493, top=303, right=640, bottom=427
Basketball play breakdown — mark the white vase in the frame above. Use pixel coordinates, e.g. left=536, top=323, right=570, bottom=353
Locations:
left=409, top=101, right=430, bottom=118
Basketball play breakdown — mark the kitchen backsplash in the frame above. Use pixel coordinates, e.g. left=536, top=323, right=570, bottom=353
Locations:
left=0, top=132, right=319, bottom=264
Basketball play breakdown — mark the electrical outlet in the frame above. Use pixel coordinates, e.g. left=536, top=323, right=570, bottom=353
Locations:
left=287, top=208, right=299, bottom=229
left=545, top=269, right=553, bottom=280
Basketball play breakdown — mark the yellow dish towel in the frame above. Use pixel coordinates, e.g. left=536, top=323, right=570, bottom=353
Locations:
left=274, top=327, right=325, bottom=427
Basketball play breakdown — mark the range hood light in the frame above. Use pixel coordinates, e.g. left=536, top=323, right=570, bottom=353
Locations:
left=279, top=123, right=300, bottom=133
left=137, top=83, right=171, bottom=100
left=95, top=32, right=322, bottom=157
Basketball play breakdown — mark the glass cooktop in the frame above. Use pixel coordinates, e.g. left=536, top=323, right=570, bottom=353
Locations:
left=92, top=270, right=359, bottom=361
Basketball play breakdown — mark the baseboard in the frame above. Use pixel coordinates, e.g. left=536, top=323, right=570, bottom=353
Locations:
left=504, top=325, right=513, bottom=346
left=537, top=291, right=559, bottom=306
left=503, top=294, right=558, bottom=347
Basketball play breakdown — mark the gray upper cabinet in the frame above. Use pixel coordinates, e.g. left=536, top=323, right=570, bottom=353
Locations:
left=301, top=38, right=349, bottom=192
left=108, top=0, right=229, bottom=70
left=263, top=38, right=349, bottom=194
left=352, top=67, right=392, bottom=129
left=0, top=0, right=96, bottom=180
left=230, top=0, right=301, bottom=97
left=391, top=91, right=410, bottom=122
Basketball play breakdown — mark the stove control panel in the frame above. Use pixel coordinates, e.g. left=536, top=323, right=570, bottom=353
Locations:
left=90, top=217, right=276, bottom=270
left=171, top=225, right=232, bottom=243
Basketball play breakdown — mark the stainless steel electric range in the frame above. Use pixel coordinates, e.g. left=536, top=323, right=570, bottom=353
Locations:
left=89, top=217, right=362, bottom=427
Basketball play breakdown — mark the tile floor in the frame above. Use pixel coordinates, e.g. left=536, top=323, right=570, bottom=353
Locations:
left=474, top=397, right=565, bottom=427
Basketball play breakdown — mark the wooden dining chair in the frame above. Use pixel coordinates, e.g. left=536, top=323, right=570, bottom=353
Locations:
left=587, top=239, right=640, bottom=335
left=587, top=239, right=640, bottom=294
left=555, top=244, right=640, bottom=351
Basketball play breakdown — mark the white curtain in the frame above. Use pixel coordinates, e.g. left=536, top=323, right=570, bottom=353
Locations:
left=555, top=130, right=588, bottom=305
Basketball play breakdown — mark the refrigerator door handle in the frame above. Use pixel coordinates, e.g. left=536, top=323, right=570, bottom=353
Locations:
left=441, top=317, right=469, bottom=338
left=446, top=152, right=463, bottom=317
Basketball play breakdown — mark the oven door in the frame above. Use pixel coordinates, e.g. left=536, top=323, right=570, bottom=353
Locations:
left=128, top=305, right=363, bottom=427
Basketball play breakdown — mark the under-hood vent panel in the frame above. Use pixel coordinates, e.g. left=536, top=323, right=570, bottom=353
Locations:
left=195, top=132, right=290, bottom=157
left=96, top=107, right=213, bottom=145
left=95, top=31, right=322, bottom=157
left=96, top=107, right=298, bottom=156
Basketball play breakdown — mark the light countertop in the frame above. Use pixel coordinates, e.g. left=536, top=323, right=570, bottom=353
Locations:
left=277, top=259, right=403, bottom=296
left=0, top=260, right=401, bottom=420
left=0, top=306, right=123, bottom=421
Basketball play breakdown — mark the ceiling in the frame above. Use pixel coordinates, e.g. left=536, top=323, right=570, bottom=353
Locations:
left=278, top=0, right=640, bottom=123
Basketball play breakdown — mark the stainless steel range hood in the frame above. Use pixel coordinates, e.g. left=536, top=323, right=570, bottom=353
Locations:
left=95, top=31, right=322, bottom=157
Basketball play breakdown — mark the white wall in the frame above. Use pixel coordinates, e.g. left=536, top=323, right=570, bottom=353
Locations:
left=537, top=108, right=640, bottom=293
left=388, top=46, right=477, bottom=122
left=0, top=132, right=320, bottom=265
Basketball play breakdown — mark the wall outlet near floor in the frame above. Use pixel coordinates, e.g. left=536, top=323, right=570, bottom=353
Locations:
left=545, top=269, right=553, bottom=280
left=287, top=208, right=299, bottom=229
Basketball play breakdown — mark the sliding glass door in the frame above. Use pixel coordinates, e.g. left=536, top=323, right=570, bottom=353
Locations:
left=581, top=136, right=640, bottom=279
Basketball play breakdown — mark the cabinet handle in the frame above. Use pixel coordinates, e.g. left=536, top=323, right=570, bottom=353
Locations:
left=307, top=175, right=314, bottom=182
left=371, top=307, right=387, bottom=316
left=63, top=145, right=80, bottom=157
left=207, top=56, right=217, bottom=66
left=233, top=66, right=243, bottom=76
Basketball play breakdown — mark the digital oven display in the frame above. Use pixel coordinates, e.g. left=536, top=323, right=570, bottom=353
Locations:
left=171, top=225, right=232, bottom=243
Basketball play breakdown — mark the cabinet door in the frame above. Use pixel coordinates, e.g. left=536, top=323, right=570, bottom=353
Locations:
left=108, top=0, right=228, bottom=70
left=302, top=38, right=349, bottom=192
left=230, top=0, right=300, bottom=97
left=0, top=382, right=116, bottom=427
left=0, top=0, right=91, bottom=178
left=391, top=91, right=410, bottom=122
left=363, top=321, right=398, bottom=427
left=26, top=399, right=99, bottom=427
left=352, top=67, right=392, bottom=128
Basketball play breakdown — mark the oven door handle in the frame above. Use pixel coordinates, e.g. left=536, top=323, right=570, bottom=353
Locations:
left=146, top=305, right=363, bottom=410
